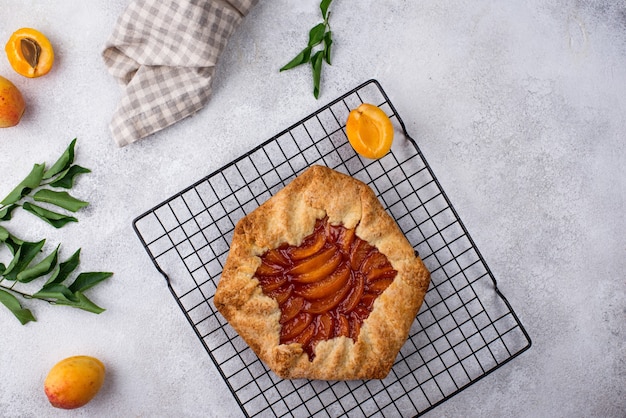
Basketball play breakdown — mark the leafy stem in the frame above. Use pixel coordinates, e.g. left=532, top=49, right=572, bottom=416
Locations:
left=280, top=0, right=334, bottom=99
left=0, top=139, right=112, bottom=325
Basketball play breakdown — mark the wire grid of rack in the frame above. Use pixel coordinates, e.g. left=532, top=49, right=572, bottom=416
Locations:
left=133, top=79, right=531, bottom=417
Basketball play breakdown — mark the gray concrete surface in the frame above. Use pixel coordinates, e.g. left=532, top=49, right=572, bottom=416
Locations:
left=0, top=0, right=624, bottom=417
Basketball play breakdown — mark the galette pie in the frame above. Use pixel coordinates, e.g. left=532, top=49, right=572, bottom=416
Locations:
left=214, top=165, right=430, bottom=380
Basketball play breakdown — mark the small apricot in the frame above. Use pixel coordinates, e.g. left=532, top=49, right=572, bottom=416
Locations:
left=44, top=355, right=105, bottom=409
left=345, top=103, right=394, bottom=159
left=0, top=75, right=25, bottom=127
left=5, top=28, right=54, bottom=78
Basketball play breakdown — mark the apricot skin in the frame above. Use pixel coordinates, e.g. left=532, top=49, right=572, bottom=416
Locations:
left=44, top=356, right=105, bottom=410
left=0, top=75, right=25, bottom=128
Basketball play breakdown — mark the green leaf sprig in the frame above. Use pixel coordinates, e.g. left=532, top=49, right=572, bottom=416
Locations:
left=0, top=139, right=113, bottom=325
left=280, top=0, right=334, bottom=99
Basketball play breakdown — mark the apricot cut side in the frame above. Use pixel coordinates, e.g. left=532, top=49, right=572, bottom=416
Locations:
left=5, top=28, right=54, bottom=78
left=346, top=103, right=394, bottom=159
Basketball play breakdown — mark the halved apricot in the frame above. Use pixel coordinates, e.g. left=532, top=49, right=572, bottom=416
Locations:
left=5, top=28, right=54, bottom=78
left=345, top=103, right=394, bottom=159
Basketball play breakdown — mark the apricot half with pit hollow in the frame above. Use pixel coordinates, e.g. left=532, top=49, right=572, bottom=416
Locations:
left=346, top=103, right=394, bottom=159
left=5, top=28, right=54, bottom=78
left=0, top=75, right=25, bottom=127
left=44, top=355, right=105, bottom=409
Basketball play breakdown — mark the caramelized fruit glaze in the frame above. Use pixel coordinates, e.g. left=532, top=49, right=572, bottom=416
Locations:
left=256, top=217, right=397, bottom=360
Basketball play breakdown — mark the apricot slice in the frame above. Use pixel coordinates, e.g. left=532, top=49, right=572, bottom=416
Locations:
left=280, top=296, right=305, bottom=324
left=338, top=272, right=365, bottom=313
left=286, top=228, right=326, bottom=260
left=361, top=250, right=389, bottom=274
left=346, top=103, right=394, bottom=159
left=290, top=248, right=338, bottom=278
left=367, top=277, right=395, bottom=294
left=349, top=239, right=372, bottom=271
left=366, top=266, right=397, bottom=282
left=337, top=227, right=356, bottom=253
left=349, top=319, right=361, bottom=341
left=263, top=249, right=290, bottom=266
left=285, top=321, right=315, bottom=346
left=351, top=305, right=371, bottom=322
left=256, top=274, right=288, bottom=292
left=256, top=260, right=283, bottom=276
left=304, top=281, right=351, bottom=314
left=335, top=314, right=350, bottom=337
left=265, top=285, right=292, bottom=305
left=294, top=263, right=350, bottom=299
left=315, top=312, right=333, bottom=342
left=359, top=293, right=377, bottom=311
left=5, top=28, right=54, bottom=78
left=281, top=312, right=313, bottom=340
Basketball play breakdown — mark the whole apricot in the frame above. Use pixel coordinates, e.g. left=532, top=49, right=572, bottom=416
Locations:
left=0, top=75, right=25, bottom=127
left=44, top=355, right=106, bottom=409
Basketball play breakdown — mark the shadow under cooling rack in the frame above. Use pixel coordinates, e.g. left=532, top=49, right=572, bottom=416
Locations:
left=133, top=79, right=531, bottom=417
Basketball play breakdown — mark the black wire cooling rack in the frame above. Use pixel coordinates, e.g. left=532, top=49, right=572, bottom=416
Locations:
left=133, top=79, right=531, bottom=417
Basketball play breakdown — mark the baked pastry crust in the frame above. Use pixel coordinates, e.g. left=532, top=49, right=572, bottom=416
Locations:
left=214, top=165, right=430, bottom=380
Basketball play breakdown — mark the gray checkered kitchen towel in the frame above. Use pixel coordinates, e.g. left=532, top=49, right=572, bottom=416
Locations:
left=102, top=0, right=259, bottom=147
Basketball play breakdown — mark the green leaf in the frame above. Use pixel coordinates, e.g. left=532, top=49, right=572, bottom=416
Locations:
left=45, top=249, right=81, bottom=286
left=311, top=50, right=324, bottom=99
left=3, top=239, right=46, bottom=281
left=308, top=22, right=326, bottom=47
left=0, top=204, right=18, bottom=221
left=320, top=0, right=333, bottom=20
left=323, top=30, right=333, bottom=64
left=74, top=292, right=105, bottom=314
left=32, top=284, right=78, bottom=303
left=33, top=189, right=88, bottom=212
left=68, top=272, right=113, bottom=293
left=22, top=202, right=77, bottom=228
left=43, top=138, right=76, bottom=180
left=16, top=244, right=59, bottom=283
left=0, top=288, right=36, bottom=325
left=0, top=163, right=45, bottom=206
left=280, top=46, right=312, bottom=72
left=0, top=225, right=8, bottom=241
left=33, top=284, right=104, bottom=314
left=49, top=165, right=91, bottom=189
left=54, top=291, right=104, bottom=314
left=4, top=235, right=24, bottom=256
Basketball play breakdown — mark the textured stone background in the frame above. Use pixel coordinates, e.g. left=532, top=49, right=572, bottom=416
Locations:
left=0, top=0, right=624, bottom=417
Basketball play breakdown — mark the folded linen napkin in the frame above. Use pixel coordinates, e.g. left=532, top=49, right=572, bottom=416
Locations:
left=102, top=0, right=259, bottom=147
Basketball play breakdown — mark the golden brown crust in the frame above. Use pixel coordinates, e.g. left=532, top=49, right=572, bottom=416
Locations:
left=214, top=165, right=430, bottom=380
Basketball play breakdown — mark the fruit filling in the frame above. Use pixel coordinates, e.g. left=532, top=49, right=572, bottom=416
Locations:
left=255, top=217, right=397, bottom=360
